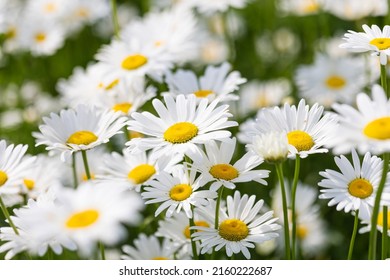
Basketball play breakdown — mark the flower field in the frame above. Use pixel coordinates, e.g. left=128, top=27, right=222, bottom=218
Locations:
left=1, top=0, right=390, bottom=261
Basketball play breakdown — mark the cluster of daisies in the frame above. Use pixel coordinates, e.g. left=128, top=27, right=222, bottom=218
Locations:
left=1, top=0, right=390, bottom=261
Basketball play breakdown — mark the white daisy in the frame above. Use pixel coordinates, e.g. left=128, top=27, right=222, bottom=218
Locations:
left=332, top=84, right=390, bottom=154
left=126, top=94, right=237, bottom=156
left=121, top=234, right=183, bottom=260
left=192, top=191, right=281, bottom=259
left=340, top=24, right=390, bottom=65
left=324, top=0, right=388, bottom=20
left=188, top=137, right=269, bottom=191
left=248, top=99, right=338, bottom=158
left=33, top=104, right=128, bottom=161
left=318, top=149, right=390, bottom=220
left=359, top=208, right=390, bottom=236
left=98, top=148, right=182, bottom=192
left=295, top=53, right=367, bottom=107
left=165, top=62, right=246, bottom=102
left=56, top=182, right=144, bottom=256
left=142, top=165, right=217, bottom=218
left=0, top=140, right=36, bottom=195
left=278, top=0, right=324, bottom=16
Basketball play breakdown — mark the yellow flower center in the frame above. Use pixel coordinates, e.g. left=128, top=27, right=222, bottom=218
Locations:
left=67, top=130, right=98, bottom=145
left=183, top=220, right=210, bottom=239
left=154, top=40, right=164, bottom=47
left=82, top=173, right=95, bottom=181
left=0, top=170, right=8, bottom=187
left=121, top=54, right=148, bottom=70
left=303, top=1, right=319, bottom=13
left=194, top=90, right=214, bottom=98
left=23, top=179, right=35, bottom=190
left=76, top=8, right=89, bottom=18
left=209, top=164, right=239, bottom=181
left=5, top=27, right=16, bottom=39
left=152, top=257, right=168, bottom=260
left=163, top=122, right=198, bottom=144
left=65, top=209, right=99, bottom=229
left=363, top=117, right=390, bottom=140
left=169, top=184, right=192, bottom=201
left=219, top=219, right=249, bottom=241
left=377, top=210, right=390, bottom=229
left=287, top=130, right=314, bottom=152
left=370, top=38, right=390, bottom=50
left=325, top=75, right=346, bottom=89
left=348, top=178, right=373, bottom=199
left=297, top=225, right=308, bottom=239
left=112, top=102, right=132, bottom=114
left=44, top=3, right=56, bottom=13
left=105, top=79, right=120, bottom=90
left=127, top=164, right=156, bottom=185
left=35, top=33, right=46, bottom=43
left=129, top=131, right=143, bottom=139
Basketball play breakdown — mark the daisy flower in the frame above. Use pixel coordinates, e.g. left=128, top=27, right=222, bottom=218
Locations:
left=33, top=104, right=128, bottom=161
left=98, top=148, right=182, bottom=192
left=247, top=131, right=289, bottom=164
left=142, top=165, right=217, bottom=218
left=0, top=191, right=77, bottom=260
left=318, top=149, right=390, bottom=220
left=165, top=62, right=246, bottom=102
left=192, top=191, right=281, bottom=259
left=0, top=140, right=36, bottom=195
left=127, top=94, right=237, bottom=156
left=332, top=84, right=390, bottom=154
left=324, top=0, right=388, bottom=21
left=56, top=182, right=144, bottom=256
left=121, top=234, right=183, bottom=260
left=359, top=208, right=390, bottom=236
left=278, top=0, right=324, bottom=16
left=248, top=99, right=338, bottom=158
left=188, top=137, right=269, bottom=191
left=340, top=24, right=390, bottom=65
left=295, top=54, right=367, bottom=107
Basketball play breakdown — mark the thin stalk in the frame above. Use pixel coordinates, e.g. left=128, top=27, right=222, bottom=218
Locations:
left=72, top=153, right=78, bottom=188
left=368, top=153, right=389, bottom=260
left=110, top=0, right=120, bottom=39
left=210, top=186, right=224, bottom=260
left=189, top=206, right=199, bottom=260
left=381, top=64, right=388, bottom=98
left=0, top=196, right=19, bottom=235
left=382, top=206, right=388, bottom=260
left=275, top=163, right=291, bottom=260
left=290, top=155, right=301, bottom=260
left=81, top=150, right=105, bottom=260
left=348, top=210, right=359, bottom=260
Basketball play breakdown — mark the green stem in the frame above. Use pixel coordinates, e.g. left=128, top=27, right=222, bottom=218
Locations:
left=381, top=64, right=388, bottom=98
left=290, top=155, right=300, bottom=260
left=99, top=242, right=106, bottom=260
left=275, top=163, right=291, bottom=260
left=348, top=210, right=359, bottom=260
left=189, top=206, right=199, bottom=260
left=0, top=196, right=19, bottom=235
left=382, top=206, right=388, bottom=260
left=72, top=153, right=78, bottom=188
left=110, top=0, right=120, bottom=39
left=210, top=186, right=224, bottom=260
left=368, top=153, right=389, bottom=260
left=222, top=12, right=236, bottom=63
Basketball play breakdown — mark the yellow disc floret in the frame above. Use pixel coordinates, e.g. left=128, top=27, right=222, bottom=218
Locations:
left=127, top=164, right=156, bottom=185
left=370, top=38, right=390, bottom=50
left=348, top=178, right=373, bottom=199
left=287, top=130, right=314, bottom=152
left=363, top=117, right=390, bottom=140
left=112, top=102, right=132, bottom=114
left=183, top=220, right=210, bottom=239
left=65, top=209, right=99, bottom=229
left=0, top=170, right=8, bottom=187
left=163, top=122, right=198, bottom=144
left=219, top=219, right=249, bottom=241
left=67, top=131, right=98, bottom=146
left=121, top=54, right=148, bottom=70
left=169, top=184, right=192, bottom=201
left=23, top=179, right=35, bottom=190
left=194, top=90, right=214, bottom=98
left=325, top=75, right=346, bottom=89
left=209, top=164, right=239, bottom=181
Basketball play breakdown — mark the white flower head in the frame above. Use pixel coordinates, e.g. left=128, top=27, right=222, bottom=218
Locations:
left=340, top=24, right=390, bottom=65
left=247, top=131, right=289, bottom=164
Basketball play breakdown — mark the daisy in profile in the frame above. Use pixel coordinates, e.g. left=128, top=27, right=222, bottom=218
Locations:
left=295, top=54, right=367, bottom=107
left=127, top=94, right=237, bottom=156
left=247, top=131, right=289, bottom=164
left=332, top=84, right=390, bottom=154
left=33, top=104, right=127, bottom=161
left=340, top=24, right=390, bottom=65
left=121, top=234, right=183, bottom=260
left=142, top=165, right=217, bottom=218
left=318, top=149, right=390, bottom=220
left=165, top=62, right=246, bottom=102
left=192, top=191, right=281, bottom=259
left=249, top=99, right=338, bottom=158
left=57, top=182, right=144, bottom=256
left=188, top=137, right=269, bottom=190
left=0, top=191, right=77, bottom=260
left=98, top=148, right=182, bottom=192
left=0, top=140, right=36, bottom=195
